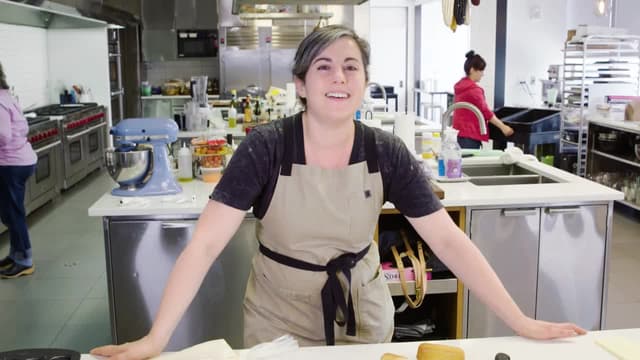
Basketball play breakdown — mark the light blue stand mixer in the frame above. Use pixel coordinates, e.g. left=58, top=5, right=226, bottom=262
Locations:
left=105, top=118, right=182, bottom=196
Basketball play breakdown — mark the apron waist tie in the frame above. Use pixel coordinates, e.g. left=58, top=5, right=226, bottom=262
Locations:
left=258, top=243, right=371, bottom=346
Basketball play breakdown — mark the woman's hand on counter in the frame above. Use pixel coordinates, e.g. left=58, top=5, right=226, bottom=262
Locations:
left=90, top=334, right=164, bottom=359
left=514, top=317, right=587, bottom=340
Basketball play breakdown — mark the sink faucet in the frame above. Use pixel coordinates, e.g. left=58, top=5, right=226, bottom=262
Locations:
left=441, top=101, right=487, bottom=135
left=367, top=82, right=387, bottom=112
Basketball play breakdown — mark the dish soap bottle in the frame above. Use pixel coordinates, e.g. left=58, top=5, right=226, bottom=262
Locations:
left=178, top=141, right=193, bottom=182
left=442, top=128, right=462, bottom=179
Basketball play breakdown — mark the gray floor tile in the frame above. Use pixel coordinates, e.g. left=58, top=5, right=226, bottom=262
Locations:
left=87, top=275, right=109, bottom=299
left=0, top=278, right=95, bottom=301
left=67, top=297, right=110, bottom=326
left=51, top=323, right=112, bottom=354
left=0, top=298, right=82, bottom=327
left=0, top=323, right=63, bottom=351
left=32, top=255, right=106, bottom=280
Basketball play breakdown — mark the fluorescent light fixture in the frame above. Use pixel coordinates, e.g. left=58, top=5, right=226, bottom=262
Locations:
left=595, top=0, right=607, bottom=16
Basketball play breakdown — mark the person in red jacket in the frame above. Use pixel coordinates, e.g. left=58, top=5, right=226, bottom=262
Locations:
left=453, top=51, right=513, bottom=149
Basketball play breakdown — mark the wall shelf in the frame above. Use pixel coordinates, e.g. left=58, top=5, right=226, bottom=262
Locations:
left=590, top=149, right=640, bottom=169
left=560, top=34, right=640, bottom=177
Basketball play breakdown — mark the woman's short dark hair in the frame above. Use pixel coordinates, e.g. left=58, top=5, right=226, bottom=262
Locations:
left=292, top=25, right=370, bottom=106
left=0, top=62, right=9, bottom=90
left=464, top=50, right=486, bottom=75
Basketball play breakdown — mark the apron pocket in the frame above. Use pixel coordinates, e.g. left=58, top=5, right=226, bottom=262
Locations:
left=355, top=265, right=395, bottom=342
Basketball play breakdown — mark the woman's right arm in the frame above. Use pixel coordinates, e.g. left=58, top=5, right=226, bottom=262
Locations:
left=90, top=200, right=247, bottom=359
left=489, top=115, right=514, bottom=136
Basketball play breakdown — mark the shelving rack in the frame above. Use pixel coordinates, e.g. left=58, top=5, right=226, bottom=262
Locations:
left=560, top=34, right=640, bottom=176
left=108, top=26, right=124, bottom=126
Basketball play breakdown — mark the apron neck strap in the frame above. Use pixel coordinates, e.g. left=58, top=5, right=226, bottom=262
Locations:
left=280, top=113, right=379, bottom=176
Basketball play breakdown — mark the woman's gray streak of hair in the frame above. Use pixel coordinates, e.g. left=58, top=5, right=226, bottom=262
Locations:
left=292, top=25, right=370, bottom=94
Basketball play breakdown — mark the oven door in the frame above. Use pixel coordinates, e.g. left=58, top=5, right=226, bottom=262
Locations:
left=85, top=122, right=107, bottom=165
left=64, top=130, right=87, bottom=179
left=27, top=140, right=61, bottom=205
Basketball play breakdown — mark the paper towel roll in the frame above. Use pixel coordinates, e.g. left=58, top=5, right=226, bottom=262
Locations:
left=285, top=82, right=297, bottom=109
left=394, top=113, right=416, bottom=154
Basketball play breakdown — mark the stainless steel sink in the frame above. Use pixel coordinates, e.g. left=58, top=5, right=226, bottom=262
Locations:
left=468, top=175, right=560, bottom=186
left=462, top=164, right=537, bottom=177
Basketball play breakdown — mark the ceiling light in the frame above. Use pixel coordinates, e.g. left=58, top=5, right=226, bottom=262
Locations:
left=595, top=0, right=607, bottom=16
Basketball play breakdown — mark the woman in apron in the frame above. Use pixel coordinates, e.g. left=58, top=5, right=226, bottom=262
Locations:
left=92, top=25, right=585, bottom=359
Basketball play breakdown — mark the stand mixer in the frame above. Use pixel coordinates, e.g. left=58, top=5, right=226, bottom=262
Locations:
left=105, top=118, right=182, bottom=196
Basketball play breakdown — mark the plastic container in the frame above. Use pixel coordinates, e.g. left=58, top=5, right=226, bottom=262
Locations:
left=442, top=128, right=462, bottom=179
left=432, top=132, right=442, bottom=155
left=178, top=142, right=193, bottom=181
left=503, top=109, right=561, bottom=133
left=200, top=167, right=223, bottom=183
left=421, top=132, right=434, bottom=158
left=494, top=106, right=529, bottom=122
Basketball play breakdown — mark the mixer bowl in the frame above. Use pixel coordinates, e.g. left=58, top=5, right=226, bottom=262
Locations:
left=105, top=149, right=152, bottom=189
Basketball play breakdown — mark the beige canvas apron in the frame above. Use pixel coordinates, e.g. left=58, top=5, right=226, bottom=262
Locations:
left=243, top=115, right=395, bottom=347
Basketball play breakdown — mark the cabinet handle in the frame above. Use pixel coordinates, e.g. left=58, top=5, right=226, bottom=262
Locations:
left=161, top=222, right=193, bottom=229
left=545, top=207, right=581, bottom=215
left=502, top=208, right=537, bottom=217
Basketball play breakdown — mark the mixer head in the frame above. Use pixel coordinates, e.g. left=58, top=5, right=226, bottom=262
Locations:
left=110, top=118, right=179, bottom=145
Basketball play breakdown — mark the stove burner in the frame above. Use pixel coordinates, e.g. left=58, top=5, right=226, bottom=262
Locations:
left=0, top=348, right=80, bottom=360
left=32, top=103, right=98, bottom=116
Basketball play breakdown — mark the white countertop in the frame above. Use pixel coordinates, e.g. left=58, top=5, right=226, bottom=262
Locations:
left=418, top=156, right=623, bottom=207
left=141, top=95, right=221, bottom=100
left=88, top=156, right=622, bottom=217
left=590, top=117, right=640, bottom=134
left=79, top=328, right=640, bottom=360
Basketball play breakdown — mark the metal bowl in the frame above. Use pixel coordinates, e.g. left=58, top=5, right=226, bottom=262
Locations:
left=105, top=149, right=152, bottom=189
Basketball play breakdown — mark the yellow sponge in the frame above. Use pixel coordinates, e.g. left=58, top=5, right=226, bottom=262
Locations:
left=416, top=343, right=465, bottom=360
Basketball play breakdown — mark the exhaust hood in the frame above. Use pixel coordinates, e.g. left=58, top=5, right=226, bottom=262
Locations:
left=232, top=0, right=367, bottom=14
left=0, top=0, right=106, bottom=28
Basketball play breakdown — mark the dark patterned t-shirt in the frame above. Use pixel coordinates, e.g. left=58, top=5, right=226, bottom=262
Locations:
left=210, top=113, right=442, bottom=219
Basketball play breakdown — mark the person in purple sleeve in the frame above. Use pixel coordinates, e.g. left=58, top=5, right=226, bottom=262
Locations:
left=0, top=62, right=38, bottom=279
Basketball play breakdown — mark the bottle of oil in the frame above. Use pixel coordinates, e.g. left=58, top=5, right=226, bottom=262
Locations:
left=243, top=96, right=253, bottom=123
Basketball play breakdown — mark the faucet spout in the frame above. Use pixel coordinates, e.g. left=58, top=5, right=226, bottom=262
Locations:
left=441, top=102, right=487, bottom=136
left=367, top=82, right=387, bottom=112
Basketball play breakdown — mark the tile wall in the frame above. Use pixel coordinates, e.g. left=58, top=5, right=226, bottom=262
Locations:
left=0, top=23, right=49, bottom=110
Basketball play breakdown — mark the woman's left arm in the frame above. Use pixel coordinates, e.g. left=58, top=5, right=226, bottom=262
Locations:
left=0, top=105, right=11, bottom=146
left=406, top=208, right=587, bottom=340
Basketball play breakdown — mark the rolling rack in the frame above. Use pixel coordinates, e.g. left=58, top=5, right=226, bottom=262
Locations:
left=560, top=34, right=640, bottom=176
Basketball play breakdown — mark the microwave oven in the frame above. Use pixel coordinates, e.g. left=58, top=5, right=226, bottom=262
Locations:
left=177, top=30, right=218, bottom=58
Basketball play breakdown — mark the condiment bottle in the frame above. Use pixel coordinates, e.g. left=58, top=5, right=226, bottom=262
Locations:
left=178, top=142, right=193, bottom=181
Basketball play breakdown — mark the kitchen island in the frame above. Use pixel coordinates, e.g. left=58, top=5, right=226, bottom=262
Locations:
left=88, top=156, right=622, bottom=350
left=80, top=328, right=640, bottom=359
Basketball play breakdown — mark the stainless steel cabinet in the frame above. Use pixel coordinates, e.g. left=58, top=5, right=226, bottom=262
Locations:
left=466, top=204, right=610, bottom=338
left=467, top=208, right=541, bottom=338
left=537, top=205, right=607, bottom=330
left=105, top=216, right=258, bottom=350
